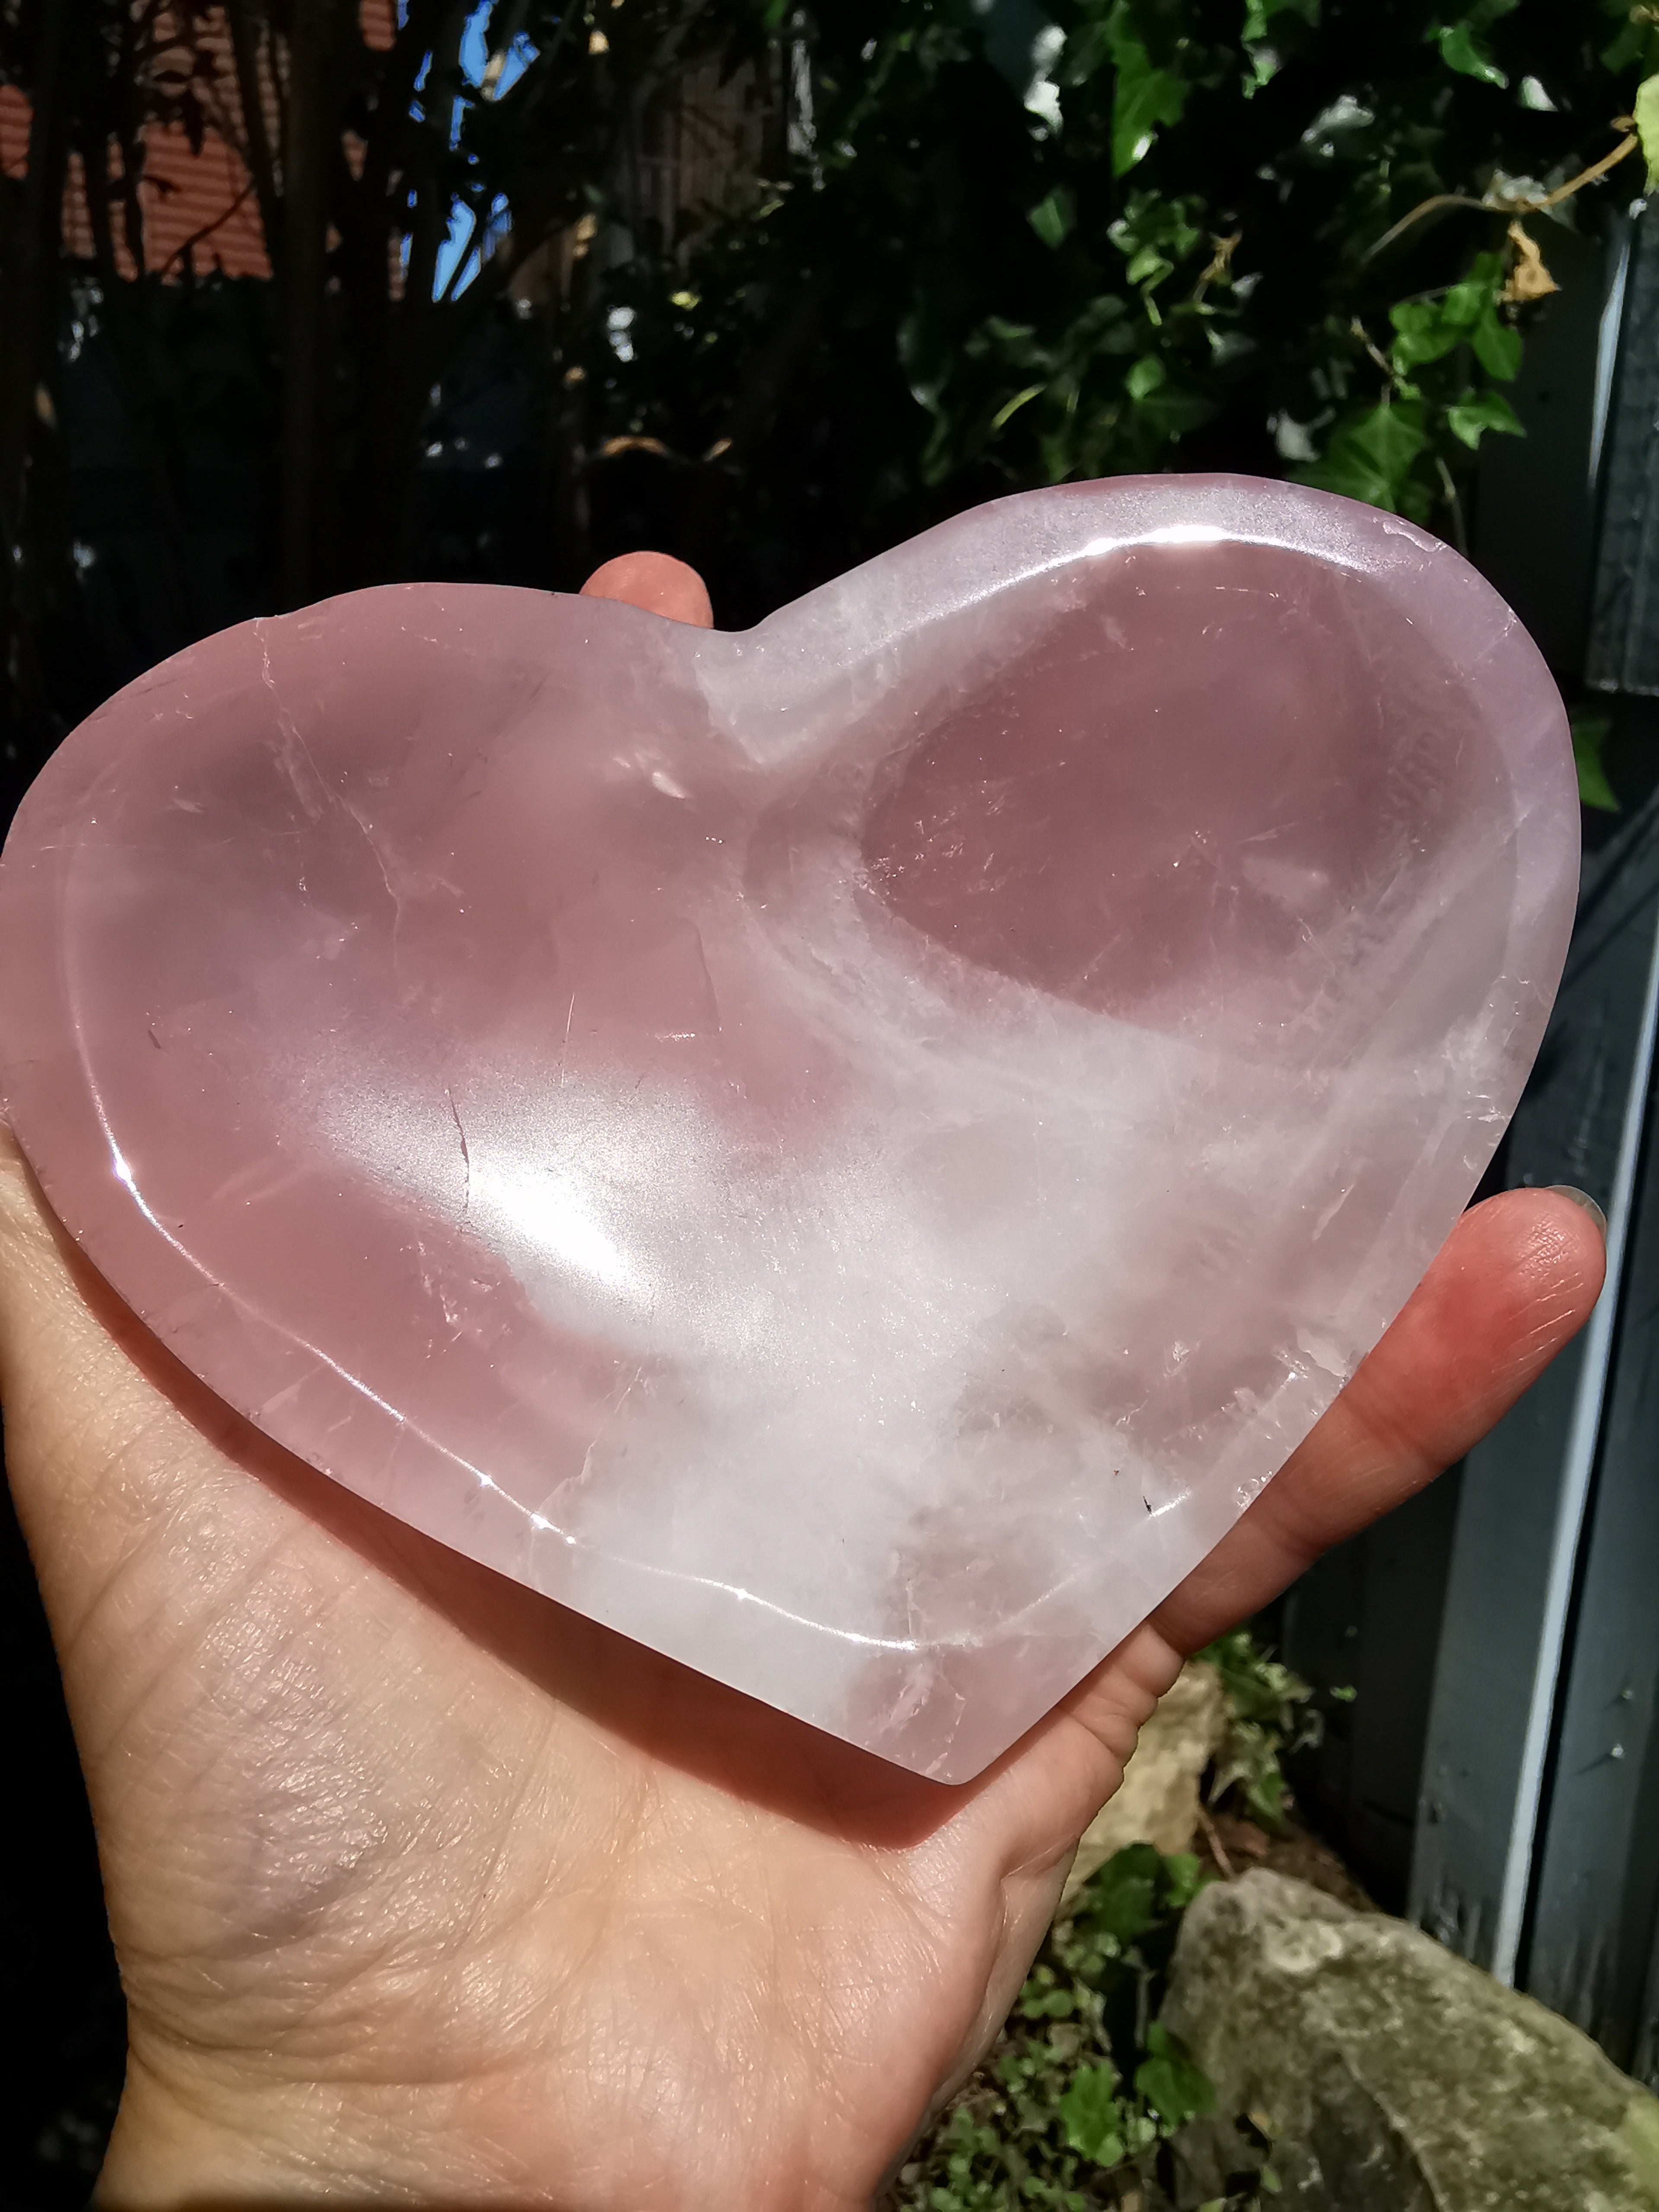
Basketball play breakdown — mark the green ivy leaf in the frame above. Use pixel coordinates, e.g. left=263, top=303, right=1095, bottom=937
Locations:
left=1430, top=0, right=1518, bottom=87
left=1126, top=244, right=1173, bottom=284
left=1242, top=0, right=1319, bottom=86
left=1572, top=711, right=1618, bottom=810
left=1441, top=251, right=1508, bottom=327
left=1030, top=186, right=1076, bottom=248
left=1435, top=21, right=1506, bottom=84
left=1108, top=190, right=1203, bottom=286
left=1243, top=0, right=1320, bottom=38
left=1086, top=1843, right=1166, bottom=1940
left=1389, top=252, right=1512, bottom=377
left=1357, top=400, right=1430, bottom=485
left=1389, top=299, right=1464, bottom=374
left=1106, top=2, right=1188, bottom=175
left=1059, top=2061, right=1125, bottom=2165
left=1163, top=1851, right=1207, bottom=1909
left=1125, top=354, right=1166, bottom=399
left=1135, top=2022, right=1218, bottom=2128
left=1447, top=388, right=1524, bottom=446
left=1471, top=310, right=1522, bottom=380
left=1637, top=73, right=1659, bottom=190
left=1605, top=5, right=1659, bottom=76
left=1294, top=400, right=1428, bottom=513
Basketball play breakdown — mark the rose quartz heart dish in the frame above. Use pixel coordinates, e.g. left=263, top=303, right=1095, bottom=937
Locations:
left=0, top=476, right=1577, bottom=1780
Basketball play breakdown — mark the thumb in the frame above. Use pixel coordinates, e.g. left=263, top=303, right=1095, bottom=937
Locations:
left=580, top=550, right=714, bottom=627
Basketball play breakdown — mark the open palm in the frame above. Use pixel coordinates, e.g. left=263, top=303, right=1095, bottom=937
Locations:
left=0, top=557, right=1604, bottom=2211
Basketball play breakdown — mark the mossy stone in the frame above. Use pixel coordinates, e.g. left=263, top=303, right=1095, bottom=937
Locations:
left=1161, top=1869, right=1659, bottom=2211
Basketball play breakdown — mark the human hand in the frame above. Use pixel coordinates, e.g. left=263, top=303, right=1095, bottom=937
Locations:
left=0, top=553, right=1605, bottom=2209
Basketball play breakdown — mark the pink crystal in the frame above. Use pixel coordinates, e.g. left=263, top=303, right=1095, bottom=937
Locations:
left=0, top=477, right=1577, bottom=1780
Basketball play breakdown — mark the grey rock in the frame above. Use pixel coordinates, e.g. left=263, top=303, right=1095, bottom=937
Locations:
left=1161, top=1869, right=1659, bottom=2212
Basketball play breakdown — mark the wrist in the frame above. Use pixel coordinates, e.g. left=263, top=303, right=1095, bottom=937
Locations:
left=98, top=2054, right=353, bottom=2208
left=97, top=2041, right=531, bottom=2209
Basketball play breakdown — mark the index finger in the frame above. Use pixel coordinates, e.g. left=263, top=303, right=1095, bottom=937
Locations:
left=1150, top=1185, right=1605, bottom=1653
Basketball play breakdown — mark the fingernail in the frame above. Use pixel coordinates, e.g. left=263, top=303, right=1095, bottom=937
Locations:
left=1548, top=1185, right=1608, bottom=1242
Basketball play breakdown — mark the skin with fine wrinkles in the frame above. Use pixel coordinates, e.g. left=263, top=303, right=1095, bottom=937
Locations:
left=0, top=557, right=1606, bottom=2211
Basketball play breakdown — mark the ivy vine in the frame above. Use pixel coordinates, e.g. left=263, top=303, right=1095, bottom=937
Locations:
left=602, top=0, right=1659, bottom=715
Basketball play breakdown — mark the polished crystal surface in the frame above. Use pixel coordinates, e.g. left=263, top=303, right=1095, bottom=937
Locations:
left=0, top=477, right=1577, bottom=1780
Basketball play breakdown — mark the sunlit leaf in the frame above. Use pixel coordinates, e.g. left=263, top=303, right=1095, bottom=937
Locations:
left=1605, top=7, right=1659, bottom=76
left=1125, top=244, right=1171, bottom=284
left=1242, top=0, right=1319, bottom=89
left=1440, top=251, right=1508, bottom=327
left=1637, top=72, right=1659, bottom=190
left=1058, top=2061, right=1125, bottom=2164
left=1106, top=3, right=1187, bottom=175
left=1243, top=0, right=1320, bottom=38
left=1471, top=310, right=1522, bottom=380
left=1086, top=1842, right=1166, bottom=1939
left=1431, top=0, right=1518, bottom=87
left=1029, top=186, right=1076, bottom=248
left=1572, top=712, right=1618, bottom=811
left=1294, top=400, right=1429, bottom=514
left=1447, top=388, right=1523, bottom=446
left=1163, top=1851, right=1208, bottom=1909
left=1389, top=299, right=1463, bottom=374
left=1135, top=2021, right=1218, bottom=2128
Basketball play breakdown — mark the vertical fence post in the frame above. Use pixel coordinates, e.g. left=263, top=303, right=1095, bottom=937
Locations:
left=1411, top=194, right=1659, bottom=2079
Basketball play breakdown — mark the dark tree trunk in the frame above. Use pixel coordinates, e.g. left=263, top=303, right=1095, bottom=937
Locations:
left=0, top=0, right=81, bottom=784
left=225, top=0, right=284, bottom=280
left=0, top=0, right=76, bottom=530
left=279, top=0, right=335, bottom=607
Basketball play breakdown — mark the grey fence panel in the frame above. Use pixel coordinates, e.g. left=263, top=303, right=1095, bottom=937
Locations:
left=1277, top=1469, right=1465, bottom=1911
left=1272, top=198, right=1617, bottom=1923
left=1475, top=216, right=1611, bottom=678
left=1589, top=197, right=1659, bottom=696
left=1526, top=1020, right=1659, bottom=2081
left=1411, top=792, right=1659, bottom=1974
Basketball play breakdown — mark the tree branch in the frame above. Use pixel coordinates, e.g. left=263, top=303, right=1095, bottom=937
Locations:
left=225, top=0, right=284, bottom=279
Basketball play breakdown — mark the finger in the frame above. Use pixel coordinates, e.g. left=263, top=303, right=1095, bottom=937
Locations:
left=1151, top=1186, right=1606, bottom=1654
left=580, top=550, right=713, bottom=628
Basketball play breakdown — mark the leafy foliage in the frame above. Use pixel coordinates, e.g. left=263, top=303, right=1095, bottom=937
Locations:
left=1571, top=709, right=1620, bottom=813
left=888, top=1844, right=1242, bottom=2210
left=597, top=0, right=1656, bottom=619
left=5, top=3, right=1648, bottom=784
left=1198, top=1628, right=1327, bottom=1831
left=889, top=1638, right=1327, bottom=2206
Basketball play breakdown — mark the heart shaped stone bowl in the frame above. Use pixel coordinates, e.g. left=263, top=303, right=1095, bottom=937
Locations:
left=0, top=475, right=1576, bottom=1781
